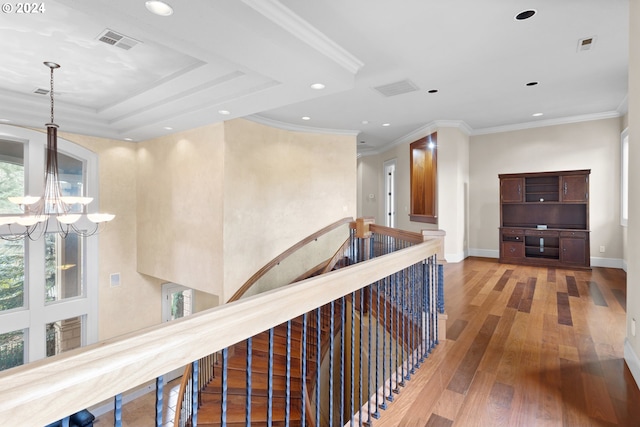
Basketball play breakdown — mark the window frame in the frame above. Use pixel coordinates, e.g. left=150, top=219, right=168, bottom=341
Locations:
left=621, top=127, right=629, bottom=227
left=0, top=125, right=99, bottom=365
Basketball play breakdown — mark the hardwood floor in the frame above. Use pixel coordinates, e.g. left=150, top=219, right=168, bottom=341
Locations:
left=96, top=257, right=639, bottom=426
left=374, top=257, right=640, bottom=427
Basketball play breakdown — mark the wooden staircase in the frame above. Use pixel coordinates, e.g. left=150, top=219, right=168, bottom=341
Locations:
left=194, top=321, right=305, bottom=426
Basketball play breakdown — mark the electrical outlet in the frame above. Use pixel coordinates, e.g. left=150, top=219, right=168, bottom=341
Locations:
left=599, top=245, right=605, bottom=253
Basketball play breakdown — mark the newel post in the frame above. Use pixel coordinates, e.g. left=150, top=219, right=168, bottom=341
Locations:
left=421, top=229, right=448, bottom=343
left=355, top=217, right=375, bottom=261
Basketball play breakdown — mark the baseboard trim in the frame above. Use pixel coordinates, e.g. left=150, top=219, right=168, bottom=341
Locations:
left=590, top=256, right=624, bottom=269
left=468, top=248, right=499, bottom=259
left=465, top=250, right=623, bottom=269
left=624, top=338, right=640, bottom=390
left=445, top=251, right=466, bottom=263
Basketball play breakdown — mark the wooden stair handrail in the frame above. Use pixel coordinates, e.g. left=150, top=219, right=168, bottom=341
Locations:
left=369, top=223, right=424, bottom=244
left=320, top=236, right=353, bottom=274
left=174, top=363, right=192, bottom=427
left=228, top=217, right=353, bottom=302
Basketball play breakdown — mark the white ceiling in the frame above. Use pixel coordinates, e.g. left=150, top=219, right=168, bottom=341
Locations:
left=0, top=0, right=628, bottom=154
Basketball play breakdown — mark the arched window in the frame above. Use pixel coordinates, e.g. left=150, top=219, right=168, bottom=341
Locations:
left=0, top=126, right=99, bottom=370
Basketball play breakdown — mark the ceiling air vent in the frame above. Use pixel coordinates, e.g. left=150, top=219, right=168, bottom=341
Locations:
left=97, top=29, right=140, bottom=50
left=577, top=36, right=596, bottom=52
left=373, top=79, right=419, bottom=97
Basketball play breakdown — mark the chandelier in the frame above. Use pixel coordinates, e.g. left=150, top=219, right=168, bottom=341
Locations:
left=0, top=62, right=114, bottom=240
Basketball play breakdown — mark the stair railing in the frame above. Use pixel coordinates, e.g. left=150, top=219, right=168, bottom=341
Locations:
left=0, top=219, right=443, bottom=427
left=173, top=218, right=445, bottom=426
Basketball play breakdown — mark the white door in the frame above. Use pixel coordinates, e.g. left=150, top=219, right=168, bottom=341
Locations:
left=384, top=160, right=396, bottom=228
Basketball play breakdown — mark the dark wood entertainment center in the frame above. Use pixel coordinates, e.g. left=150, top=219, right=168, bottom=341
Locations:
left=499, top=169, right=590, bottom=268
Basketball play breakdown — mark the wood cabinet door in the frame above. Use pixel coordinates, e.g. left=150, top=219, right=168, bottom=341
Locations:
left=502, top=242, right=524, bottom=259
left=561, top=174, right=588, bottom=202
left=560, top=238, right=587, bottom=265
left=501, top=178, right=523, bottom=203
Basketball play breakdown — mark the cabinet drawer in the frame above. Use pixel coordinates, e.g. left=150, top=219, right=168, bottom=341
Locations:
left=560, top=231, right=587, bottom=239
left=525, top=229, right=559, bottom=238
left=501, top=228, right=523, bottom=242
left=502, top=228, right=524, bottom=237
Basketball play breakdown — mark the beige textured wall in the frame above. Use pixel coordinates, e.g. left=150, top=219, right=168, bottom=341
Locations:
left=469, top=118, right=624, bottom=264
left=222, top=119, right=357, bottom=301
left=58, top=132, right=163, bottom=341
left=626, top=0, right=640, bottom=378
left=136, top=123, right=226, bottom=296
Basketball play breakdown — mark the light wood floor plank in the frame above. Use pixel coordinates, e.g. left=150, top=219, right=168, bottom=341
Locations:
left=367, top=258, right=639, bottom=427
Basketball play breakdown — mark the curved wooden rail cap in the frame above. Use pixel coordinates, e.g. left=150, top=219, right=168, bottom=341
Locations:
left=228, top=217, right=354, bottom=302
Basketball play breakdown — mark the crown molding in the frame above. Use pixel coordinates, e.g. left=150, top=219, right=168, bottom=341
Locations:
left=471, top=111, right=622, bottom=136
left=617, top=94, right=629, bottom=115
left=242, top=0, right=364, bottom=75
left=390, top=120, right=472, bottom=148
left=247, top=114, right=360, bottom=136
left=355, top=120, right=472, bottom=158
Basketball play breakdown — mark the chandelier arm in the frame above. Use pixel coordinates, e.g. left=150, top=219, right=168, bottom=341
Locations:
left=4, top=61, right=114, bottom=240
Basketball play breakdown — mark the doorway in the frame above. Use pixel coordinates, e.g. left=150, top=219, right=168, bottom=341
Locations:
left=384, top=159, right=396, bottom=228
left=162, top=283, right=194, bottom=381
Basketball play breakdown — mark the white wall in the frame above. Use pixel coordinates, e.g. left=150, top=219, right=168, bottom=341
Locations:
left=469, top=118, right=624, bottom=267
left=624, top=0, right=640, bottom=388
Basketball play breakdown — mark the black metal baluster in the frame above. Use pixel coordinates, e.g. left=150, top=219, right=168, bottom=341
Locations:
left=302, top=314, right=307, bottom=427
left=268, top=328, right=274, bottom=426
left=373, top=278, right=381, bottom=418
left=340, top=296, right=346, bottom=427
left=286, top=321, right=291, bottom=427
left=246, top=337, right=252, bottom=427
left=329, top=301, right=335, bottom=427
left=155, top=376, right=163, bottom=427
left=367, top=283, right=373, bottom=424
left=351, top=291, right=356, bottom=425
left=114, top=393, right=122, bottom=427
left=220, top=351, right=226, bottom=426
left=316, top=307, right=321, bottom=427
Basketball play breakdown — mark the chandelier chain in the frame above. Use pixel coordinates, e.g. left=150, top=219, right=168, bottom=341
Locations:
left=50, top=66, right=55, bottom=123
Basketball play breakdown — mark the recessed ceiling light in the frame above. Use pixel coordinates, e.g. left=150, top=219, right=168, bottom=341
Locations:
left=0, top=119, right=10, bottom=122
left=532, top=113, right=544, bottom=117
left=428, top=89, right=439, bottom=94
left=218, top=110, right=230, bottom=115
left=145, top=1, right=173, bottom=16
left=526, top=81, right=539, bottom=86
left=163, top=126, right=173, bottom=130
left=382, top=123, right=391, bottom=127
left=310, top=83, right=325, bottom=90
left=361, top=120, right=369, bottom=125
left=515, top=9, right=536, bottom=21
left=124, top=137, right=133, bottom=141
left=301, top=116, right=311, bottom=121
